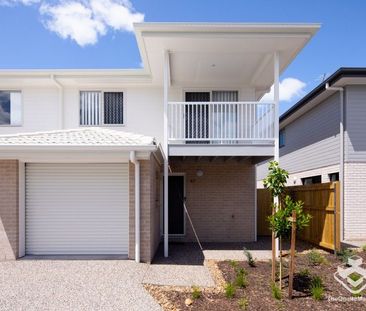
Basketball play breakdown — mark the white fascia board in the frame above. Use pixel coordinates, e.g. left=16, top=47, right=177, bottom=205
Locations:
left=133, top=22, right=321, bottom=35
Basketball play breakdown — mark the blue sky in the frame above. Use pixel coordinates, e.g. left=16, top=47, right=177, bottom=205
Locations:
left=0, top=0, right=365, bottom=113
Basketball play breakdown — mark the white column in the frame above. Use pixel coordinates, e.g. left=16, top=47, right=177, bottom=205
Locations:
left=163, top=50, right=170, bottom=257
left=274, top=51, right=280, bottom=162
left=135, top=160, right=140, bottom=263
left=273, top=51, right=280, bottom=257
left=130, top=151, right=140, bottom=263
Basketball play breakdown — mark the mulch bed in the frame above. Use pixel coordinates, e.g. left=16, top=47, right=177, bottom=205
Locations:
left=145, top=249, right=366, bottom=310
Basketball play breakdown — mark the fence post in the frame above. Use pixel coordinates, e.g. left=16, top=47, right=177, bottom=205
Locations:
left=333, top=183, right=337, bottom=255
left=288, top=210, right=297, bottom=299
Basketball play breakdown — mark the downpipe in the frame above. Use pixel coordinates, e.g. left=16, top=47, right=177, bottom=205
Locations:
left=130, top=151, right=140, bottom=263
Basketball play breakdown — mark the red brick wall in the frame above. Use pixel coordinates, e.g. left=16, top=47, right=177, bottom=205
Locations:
left=0, top=160, right=19, bottom=260
left=170, top=158, right=256, bottom=242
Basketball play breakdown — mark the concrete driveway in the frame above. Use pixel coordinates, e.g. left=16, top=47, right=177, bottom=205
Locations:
left=0, top=259, right=161, bottom=311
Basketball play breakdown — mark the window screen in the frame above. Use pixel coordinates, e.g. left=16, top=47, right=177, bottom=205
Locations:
left=104, top=92, right=123, bottom=125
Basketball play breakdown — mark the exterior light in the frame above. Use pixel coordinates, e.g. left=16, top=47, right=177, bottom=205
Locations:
left=196, top=169, right=204, bottom=177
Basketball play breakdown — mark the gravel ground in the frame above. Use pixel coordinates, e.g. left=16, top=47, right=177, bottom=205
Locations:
left=0, top=259, right=161, bottom=311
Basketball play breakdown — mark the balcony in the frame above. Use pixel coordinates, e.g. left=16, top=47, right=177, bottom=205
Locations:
left=167, top=101, right=276, bottom=156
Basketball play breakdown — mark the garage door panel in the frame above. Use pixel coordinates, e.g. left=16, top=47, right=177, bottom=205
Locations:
left=26, top=163, right=129, bottom=255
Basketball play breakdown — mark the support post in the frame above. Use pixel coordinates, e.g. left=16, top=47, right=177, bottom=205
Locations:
left=273, top=51, right=280, bottom=259
left=163, top=50, right=170, bottom=258
left=130, top=151, right=140, bottom=263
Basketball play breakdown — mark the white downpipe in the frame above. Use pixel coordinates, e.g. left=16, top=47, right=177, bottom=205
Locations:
left=325, top=83, right=344, bottom=242
left=273, top=52, right=280, bottom=257
left=50, top=75, right=64, bottom=129
left=130, top=151, right=140, bottom=263
left=163, top=50, right=170, bottom=258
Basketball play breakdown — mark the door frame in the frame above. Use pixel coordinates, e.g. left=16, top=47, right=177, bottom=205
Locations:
left=160, top=172, right=186, bottom=237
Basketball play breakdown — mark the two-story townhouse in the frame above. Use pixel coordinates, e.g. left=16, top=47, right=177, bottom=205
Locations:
left=257, top=67, right=366, bottom=244
left=0, top=23, right=319, bottom=262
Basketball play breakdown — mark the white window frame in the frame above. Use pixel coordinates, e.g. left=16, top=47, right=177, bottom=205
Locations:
left=0, top=90, right=23, bottom=127
left=79, top=89, right=126, bottom=127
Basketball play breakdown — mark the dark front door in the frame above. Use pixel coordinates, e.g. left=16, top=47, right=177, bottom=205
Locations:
left=168, top=175, right=185, bottom=235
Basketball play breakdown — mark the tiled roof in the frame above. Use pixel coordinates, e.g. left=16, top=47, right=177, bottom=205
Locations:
left=0, top=128, right=156, bottom=147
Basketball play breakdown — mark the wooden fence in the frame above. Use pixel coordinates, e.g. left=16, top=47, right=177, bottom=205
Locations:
left=257, top=182, right=341, bottom=251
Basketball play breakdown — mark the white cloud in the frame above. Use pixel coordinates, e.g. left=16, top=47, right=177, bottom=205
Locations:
left=261, top=77, right=306, bottom=102
left=40, top=2, right=106, bottom=46
left=1, top=0, right=144, bottom=46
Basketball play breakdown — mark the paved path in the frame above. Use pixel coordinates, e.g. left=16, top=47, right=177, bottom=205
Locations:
left=0, top=259, right=161, bottom=311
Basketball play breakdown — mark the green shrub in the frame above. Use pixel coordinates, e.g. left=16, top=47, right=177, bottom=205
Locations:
left=270, top=282, right=282, bottom=300
left=337, top=248, right=355, bottom=263
left=310, top=285, right=324, bottom=301
left=310, top=276, right=324, bottom=301
left=191, top=286, right=201, bottom=300
left=235, top=268, right=248, bottom=288
left=298, top=268, right=310, bottom=277
left=362, top=244, right=366, bottom=252
left=307, top=249, right=327, bottom=266
left=229, top=260, right=239, bottom=269
left=349, top=272, right=362, bottom=282
left=238, top=297, right=249, bottom=310
left=224, top=283, right=236, bottom=299
left=243, top=248, right=256, bottom=267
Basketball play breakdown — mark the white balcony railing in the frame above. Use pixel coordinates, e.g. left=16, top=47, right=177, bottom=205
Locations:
left=168, top=101, right=275, bottom=144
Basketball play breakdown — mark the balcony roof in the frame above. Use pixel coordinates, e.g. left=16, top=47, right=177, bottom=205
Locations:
left=135, top=23, right=320, bottom=97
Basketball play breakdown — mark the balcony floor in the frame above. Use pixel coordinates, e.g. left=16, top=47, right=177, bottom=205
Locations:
left=168, top=143, right=274, bottom=157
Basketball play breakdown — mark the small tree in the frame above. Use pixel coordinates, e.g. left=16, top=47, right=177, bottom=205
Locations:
left=263, top=161, right=288, bottom=284
left=263, top=161, right=311, bottom=290
left=268, top=196, right=311, bottom=239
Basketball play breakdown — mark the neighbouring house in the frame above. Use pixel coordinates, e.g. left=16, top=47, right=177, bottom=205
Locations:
left=0, top=23, right=320, bottom=262
left=257, top=67, right=366, bottom=243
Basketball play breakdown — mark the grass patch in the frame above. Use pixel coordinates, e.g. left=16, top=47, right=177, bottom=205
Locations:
left=362, top=245, right=366, bottom=252
left=238, top=297, right=249, bottom=310
left=270, top=282, right=282, bottom=300
left=224, top=282, right=236, bottom=299
left=191, top=285, right=201, bottom=300
left=298, top=268, right=310, bottom=277
left=229, top=260, right=239, bottom=269
left=307, top=249, right=328, bottom=266
left=310, top=276, right=324, bottom=301
left=348, top=272, right=362, bottom=282
left=235, top=268, right=248, bottom=288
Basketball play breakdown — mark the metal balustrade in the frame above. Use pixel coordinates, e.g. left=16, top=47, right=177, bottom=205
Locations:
left=168, top=101, right=276, bottom=144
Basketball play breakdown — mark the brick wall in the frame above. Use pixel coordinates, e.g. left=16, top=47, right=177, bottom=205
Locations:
left=0, top=160, right=19, bottom=260
left=170, top=158, right=256, bottom=242
left=129, top=154, right=161, bottom=263
left=344, top=162, right=366, bottom=240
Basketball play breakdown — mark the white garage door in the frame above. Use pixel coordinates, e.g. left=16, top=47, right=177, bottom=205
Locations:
left=26, top=163, right=129, bottom=255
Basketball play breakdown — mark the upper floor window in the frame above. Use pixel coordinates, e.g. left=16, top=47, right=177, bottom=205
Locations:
left=329, top=172, right=339, bottom=182
left=301, top=175, right=321, bottom=185
left=0, top=91, right=22, bottom=126
left=279, top=129, right=285, bottom=148
left=80, top=91, right=124, bottom=126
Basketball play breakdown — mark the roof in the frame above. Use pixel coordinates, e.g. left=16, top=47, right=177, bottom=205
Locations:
left=0, top=128, right=156, bottom=149
left=0, top=22, right=320, bottom=91
left=280, top=67, right=366, bottom=124
left=134, top=22, right=320, bottom=92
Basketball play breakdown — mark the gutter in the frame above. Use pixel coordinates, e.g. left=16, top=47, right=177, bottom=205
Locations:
left=50, top=75, right=64, bottom=129
left=0, top=145, right=157, bottom=152
left=325, top=83, right=344, bottom=244
left=130, top=151, right=140, bottom=263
